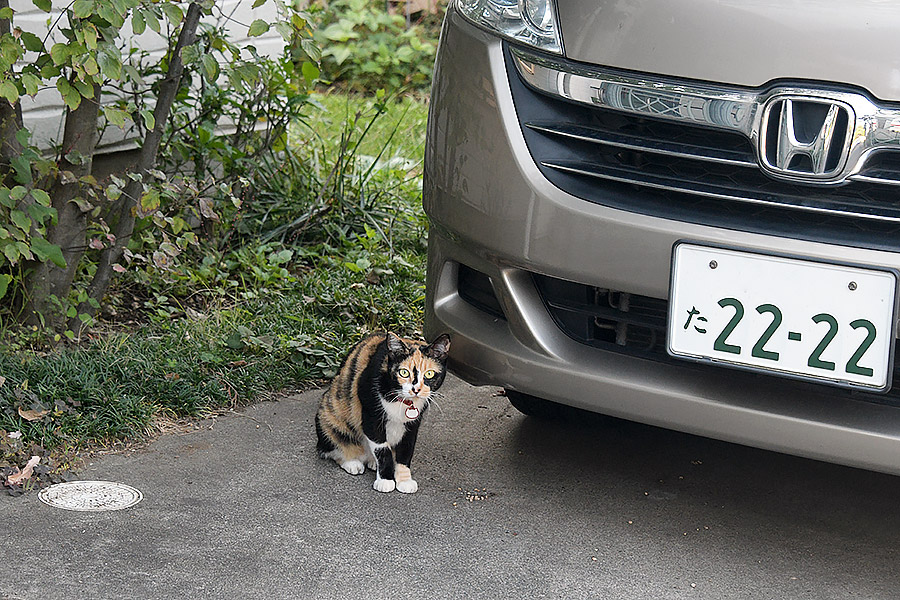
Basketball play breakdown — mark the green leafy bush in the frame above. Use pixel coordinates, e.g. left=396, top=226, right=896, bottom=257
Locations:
left=312, top=0, right=438, bottom=92
left=0, top=0, right=318, bottom=338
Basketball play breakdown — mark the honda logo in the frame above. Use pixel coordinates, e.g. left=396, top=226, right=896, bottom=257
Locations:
left=759, top=96, right=854, bottom=182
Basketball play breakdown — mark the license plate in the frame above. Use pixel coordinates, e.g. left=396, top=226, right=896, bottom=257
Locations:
left=667, top=243, right=898, bottom=391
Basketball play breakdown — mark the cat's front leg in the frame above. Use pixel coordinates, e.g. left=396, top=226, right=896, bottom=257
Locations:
left=367, top=440, right=396, bottom=493
left=394, top=423, right=420, bottom=494
left=394, top=464, right=417, bottom=494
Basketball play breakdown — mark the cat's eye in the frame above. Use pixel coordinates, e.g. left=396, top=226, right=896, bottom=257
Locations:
left=424, top=370, right=435, bottom=379
left=398, top=368, right=410, bottom=378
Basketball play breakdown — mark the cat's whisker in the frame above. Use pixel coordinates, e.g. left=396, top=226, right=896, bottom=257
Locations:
left=426, top=396, right=445, bottom=416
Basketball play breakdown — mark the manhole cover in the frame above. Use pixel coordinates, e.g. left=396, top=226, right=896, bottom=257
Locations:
left=38, top=481, right=143, bottom=512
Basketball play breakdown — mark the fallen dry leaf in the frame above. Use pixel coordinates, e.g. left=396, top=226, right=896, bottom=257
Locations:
left=6, top=456, right=40, bottom=486
left=18, top=407, right=49, bottom=421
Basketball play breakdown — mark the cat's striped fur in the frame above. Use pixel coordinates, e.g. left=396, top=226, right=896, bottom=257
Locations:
left=315, top=332, right=451, bottom=493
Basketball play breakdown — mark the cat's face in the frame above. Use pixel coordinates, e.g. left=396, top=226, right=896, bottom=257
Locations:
left=386, top=333, right=450, bottom=402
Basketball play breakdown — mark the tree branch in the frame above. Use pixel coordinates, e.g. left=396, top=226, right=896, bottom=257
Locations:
left=74, top=2, right=204, bottom=333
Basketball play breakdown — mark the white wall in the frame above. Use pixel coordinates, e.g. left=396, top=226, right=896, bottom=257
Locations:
left=11, top=0, right=285, bottom=153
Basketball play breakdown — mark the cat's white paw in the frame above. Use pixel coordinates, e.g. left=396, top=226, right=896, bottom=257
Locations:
left=373, top=478, right=396, bottom=493
left=396, top=479, right=418, bottom=494
left=340, top=459, right=366, bottom=475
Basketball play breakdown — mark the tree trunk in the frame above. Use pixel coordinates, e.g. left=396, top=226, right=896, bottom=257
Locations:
left=23, top=83, right=102, bottom=328
left=0, top=0, right=23, bottom=179
left=72, top=2, right=203, bottom=334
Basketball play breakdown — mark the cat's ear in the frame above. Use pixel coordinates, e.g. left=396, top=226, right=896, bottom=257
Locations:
left=424, top=334, right=451, bottom=361
left=385, top=332, right=409, bottom=357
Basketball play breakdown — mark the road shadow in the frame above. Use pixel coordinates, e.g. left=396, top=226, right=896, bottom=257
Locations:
left=506, top=403, right=900, bottom=544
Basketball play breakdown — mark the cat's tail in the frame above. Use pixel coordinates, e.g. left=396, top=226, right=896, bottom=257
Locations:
left=315, top=412, right=336, bottom=458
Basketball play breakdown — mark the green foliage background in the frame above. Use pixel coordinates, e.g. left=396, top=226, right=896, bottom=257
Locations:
left=312, top=0, right=440, bottom=92
left=0, top=0, right=443, bottom=478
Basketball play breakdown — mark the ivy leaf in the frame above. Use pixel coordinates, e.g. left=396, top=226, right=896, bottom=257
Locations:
left=181, top=42, right=200, bottom=65
left=32, top=0, right=51, bottom=13
left=0, top=274, right=10, bottom=301
left=30, top=188, right=51, bottom=207
left=273, top=21, right=292, bottom=41
left=3, top=242, right=20, bottom=264
left=15, top=128, right=30, bottom=147
left=72, top=0, right=93, bottom=18
left=0, top=80, right=18, bottom=104
left=10, top=210, right=31, bottom=232
left=140, top=109, right=155, bottom=131
left=72, top=79, right=95, bottom=98
left=82, top=24, right=98, bottom=50
left=105, top=183, right=122, bottom=201
left=131, top=10, right=146, bottom=35
left=11, top=156, right=32, bottom=185
left=19, top=32, right=45, bottom=53
left=103, top=106, right=129, bottom=127
left=291, top=13, right=307, bottom=30
left=139, top=188, right=160, bottom=213
left=248, top=19, right=269, bottom=37
left=143, top=9, right=160, bottom=33
left=97, top=2, right=124, bottom=28
left=97, top=44, right=122, bottom=80
left=300, top=38, right=321, bottom=61
left=56, top=77, right=81, bottom=110
left=161, top=3, right=183, bottom=25
left=201, top=54, right=219, bottom=82
left=10, top=185, right=26, bottom=201
left=83, top=56, right=99, bottom=76
left=301, top=61, right=319, bottom=84
left=21, top=73, right=41, bottom=96
left=252, top=0, right=267, bottom=7
left=30, top=237, right=66, bottom=268
left=50, top=43, right=71, bottom=66
left=170, top=216, right=186, bottom=234
left=27, top=203, right=57, bottom=226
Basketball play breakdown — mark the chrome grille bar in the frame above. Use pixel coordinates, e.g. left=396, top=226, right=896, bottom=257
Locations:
left=525, top=121, right=757, bottom=168
left=512, top=47, right=900, bottom=188
left=543, top=160, right=900, bottom=223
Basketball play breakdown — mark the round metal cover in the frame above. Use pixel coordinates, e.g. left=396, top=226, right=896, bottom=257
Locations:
left=38, top=480, right=143, bottom=512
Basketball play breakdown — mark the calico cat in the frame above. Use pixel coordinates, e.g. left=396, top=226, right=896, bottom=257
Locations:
left=315, top=332, right=451, bottom=493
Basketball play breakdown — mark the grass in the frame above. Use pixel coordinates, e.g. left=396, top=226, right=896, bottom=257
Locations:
left=303, top=91, right=429, bottom=160
left=0, top=92, right=431, bottom=479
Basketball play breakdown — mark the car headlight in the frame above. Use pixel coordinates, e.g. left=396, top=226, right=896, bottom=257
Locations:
left=456, top=0, right=563, bottom=54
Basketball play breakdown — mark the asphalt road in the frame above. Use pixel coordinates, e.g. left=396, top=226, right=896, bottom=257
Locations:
left=2, top=375, right=899, bottom=599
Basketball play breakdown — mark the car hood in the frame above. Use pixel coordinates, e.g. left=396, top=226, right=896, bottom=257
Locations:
left=557, top=0, right=900, bottom=102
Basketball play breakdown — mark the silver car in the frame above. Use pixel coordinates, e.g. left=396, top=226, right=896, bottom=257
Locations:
left=423, top=0, right=900, bottom=474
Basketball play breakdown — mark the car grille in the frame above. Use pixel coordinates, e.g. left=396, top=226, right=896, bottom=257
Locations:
left=505, top=45, right=900, bottom=252
left=532, top=272, right=900, bottom=407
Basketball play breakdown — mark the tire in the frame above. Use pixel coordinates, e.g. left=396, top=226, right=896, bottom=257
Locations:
left=505, top=389, right=563, bottom=420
